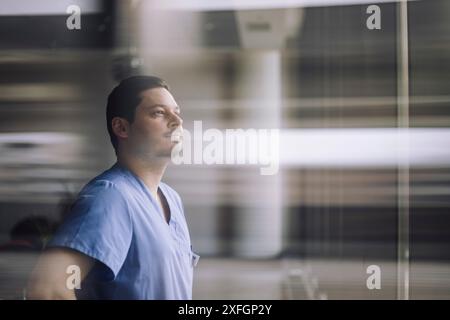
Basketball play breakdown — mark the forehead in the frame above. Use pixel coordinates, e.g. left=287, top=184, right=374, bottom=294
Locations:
left=138, top=87, right=177, bottom=108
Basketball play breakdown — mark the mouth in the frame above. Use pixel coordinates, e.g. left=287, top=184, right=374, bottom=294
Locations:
left=165, top=130, right=183, bottom=141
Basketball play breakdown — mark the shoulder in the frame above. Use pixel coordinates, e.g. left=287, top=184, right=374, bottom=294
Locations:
left=77, top=166, right=130, bottom=207
left=81, top=164, right=129, bottom=194
left=57, top=169, right=132, bottom=229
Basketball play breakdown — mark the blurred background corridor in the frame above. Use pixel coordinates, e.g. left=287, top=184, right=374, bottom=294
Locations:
left=0, top=0, right=449, bottom=299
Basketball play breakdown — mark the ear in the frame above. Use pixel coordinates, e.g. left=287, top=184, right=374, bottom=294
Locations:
left=111, top=117, right=130, bottom=140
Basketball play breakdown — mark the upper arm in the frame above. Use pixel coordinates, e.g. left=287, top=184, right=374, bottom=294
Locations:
left=27, top=247, right=94, bottom=300
left=46, top=181, right=133, bottom=281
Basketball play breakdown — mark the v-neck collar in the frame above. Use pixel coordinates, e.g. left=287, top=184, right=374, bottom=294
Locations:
left=113, top=162, right=173, bottom=226
left=157, top=187, right=172, bottom=225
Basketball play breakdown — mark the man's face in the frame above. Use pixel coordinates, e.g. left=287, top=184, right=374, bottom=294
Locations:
left=126, top=87, right=183, bottom=160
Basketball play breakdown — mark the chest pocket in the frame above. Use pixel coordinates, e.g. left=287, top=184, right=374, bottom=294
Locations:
left=170, top=219, right=190, bottom=253
left=170, top=218, right=200, bottom=268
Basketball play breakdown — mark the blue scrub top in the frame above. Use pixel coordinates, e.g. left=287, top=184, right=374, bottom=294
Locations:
left=47, top=162, right=199, bottom=300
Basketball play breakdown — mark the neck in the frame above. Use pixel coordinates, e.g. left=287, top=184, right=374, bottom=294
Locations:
left=117, top=152, right=168, bottom=198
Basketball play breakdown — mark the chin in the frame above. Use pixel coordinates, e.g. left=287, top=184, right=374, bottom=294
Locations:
left=159, top=147, right=176, bottom=159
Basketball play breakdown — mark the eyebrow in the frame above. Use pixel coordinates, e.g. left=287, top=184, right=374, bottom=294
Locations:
left=145, top=104, right=180, bottom=112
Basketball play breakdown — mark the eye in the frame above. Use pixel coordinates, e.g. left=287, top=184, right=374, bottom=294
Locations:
left=153, top=110, right=165, bottom=116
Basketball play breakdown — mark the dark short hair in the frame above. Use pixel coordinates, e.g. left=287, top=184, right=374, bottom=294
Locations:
left=106, top=76, right=170, bottom=153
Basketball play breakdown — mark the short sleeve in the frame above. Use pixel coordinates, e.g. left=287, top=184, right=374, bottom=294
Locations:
left=47, top=180, right=133, bottom=280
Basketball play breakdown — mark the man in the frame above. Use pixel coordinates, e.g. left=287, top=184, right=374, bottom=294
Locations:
left=27, top=76, right=199, bottom=300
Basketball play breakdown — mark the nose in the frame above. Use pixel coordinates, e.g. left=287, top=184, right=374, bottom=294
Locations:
left=168, top=111, right=183, bottom=130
